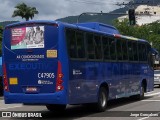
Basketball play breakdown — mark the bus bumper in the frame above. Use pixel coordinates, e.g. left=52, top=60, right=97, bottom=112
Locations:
left=4, top=91, right=67, bottom=104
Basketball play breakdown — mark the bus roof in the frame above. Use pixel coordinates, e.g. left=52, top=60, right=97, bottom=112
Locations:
left=5, top=20, right=149, bottom=44
left=75, top=22, right=120, bottom=34
left=5, top=20, right=59, bottom=28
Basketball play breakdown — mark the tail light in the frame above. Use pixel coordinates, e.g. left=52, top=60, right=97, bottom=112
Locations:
left=3, top=63, right=9, bottom=91
left=114, top=34, right=121, bottom=38
left=56, top=61, right=64, bottom=91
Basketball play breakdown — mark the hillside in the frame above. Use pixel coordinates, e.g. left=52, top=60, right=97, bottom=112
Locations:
left=56, top=0, right=160, bottom=25
left=56, top=7, right=129, bottom=25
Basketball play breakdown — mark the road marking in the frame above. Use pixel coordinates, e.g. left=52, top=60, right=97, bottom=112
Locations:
left=0, top=105, right=22, bottom=110
left=145, top=92, right=160, bottom=97
left=142, top=100, right=160, bottom=102
left=137, top=117, right=149, bottom=120
left=145, top=91, right=155, bottom=94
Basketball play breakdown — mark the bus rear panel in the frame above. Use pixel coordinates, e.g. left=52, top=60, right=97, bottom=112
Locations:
left=3, top=21, right=67, bottom=104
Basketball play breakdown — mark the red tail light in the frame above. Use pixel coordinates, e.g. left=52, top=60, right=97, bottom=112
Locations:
left=114, top=34, right=121, bottom=38
left=56, top=61, right=64, bottom=91
left=3, top=63, right=9, bottom=91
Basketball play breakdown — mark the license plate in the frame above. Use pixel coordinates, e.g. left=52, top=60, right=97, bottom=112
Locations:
left=26, top=87, right=37, bottom=92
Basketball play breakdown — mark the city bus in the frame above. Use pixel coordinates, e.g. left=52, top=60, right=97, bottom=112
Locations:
left=2, top=20, right=154, bottom=112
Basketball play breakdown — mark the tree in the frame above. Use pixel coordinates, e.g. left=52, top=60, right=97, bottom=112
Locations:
left=113, top=19, right=160, bottom=52
left=12, top=3, right=39, bottom=21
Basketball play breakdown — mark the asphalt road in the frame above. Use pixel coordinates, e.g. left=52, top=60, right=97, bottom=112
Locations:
left=0, top=86, right=160, bottom=120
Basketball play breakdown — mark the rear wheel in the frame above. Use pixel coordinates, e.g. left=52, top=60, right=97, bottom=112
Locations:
left=94, top=87, right=108, bottom=112
left=139, top=84, right=145, bottom=100
left=46, top=104, right=66, bottom=112
left=133, top=84, right=145, bottom=100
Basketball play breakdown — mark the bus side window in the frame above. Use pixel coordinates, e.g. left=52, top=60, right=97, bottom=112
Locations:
left=133, top=41, right=138, bottom=61
left=66, top=29, right=77, bottom=58
left=86, top=33, right=95, bottom=59
left=121, top=39, right=128, bottom=61
left=76, top=31, right=86, bottom=58
left=142, top=44, right=147, bottom=62
left=102, top=36, right=110, bottom=60
left=94, top=35, right=102, bottom=60
left=116, top=39, right=123, bottom=61
left=138, top=43, right=146, bottom=61
left=109, top=38, right=116, bottom=60
left=128, top=41, right=134, bottom=61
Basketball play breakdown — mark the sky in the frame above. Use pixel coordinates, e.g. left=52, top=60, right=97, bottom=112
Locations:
left=0, top=0, right=129, bottom=22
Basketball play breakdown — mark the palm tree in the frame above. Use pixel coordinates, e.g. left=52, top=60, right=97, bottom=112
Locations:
left=12, top=3, right=39, bottom=21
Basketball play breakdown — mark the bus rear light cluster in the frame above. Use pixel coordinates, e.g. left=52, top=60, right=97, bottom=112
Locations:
left=56, top=61, right=64, bottom=91
left=3, top=64, right=9, bottom=91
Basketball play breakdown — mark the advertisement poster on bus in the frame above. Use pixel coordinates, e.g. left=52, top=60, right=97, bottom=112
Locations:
left=11, top=26, right=44, bottom=49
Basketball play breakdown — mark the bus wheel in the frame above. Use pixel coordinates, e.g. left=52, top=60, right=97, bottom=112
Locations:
left=139, top=84, right=145, bottom=99
left=46, top=104, right=66, bottom=112
left=135, top=84, right=145, bottom=100
left=95, top=87, right=108, bottom=112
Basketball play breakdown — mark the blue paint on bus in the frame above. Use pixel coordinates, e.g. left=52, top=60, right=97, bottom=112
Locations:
left=0, top=57, right=2, bottom=76
left=2, top=20, right=154, bottom=111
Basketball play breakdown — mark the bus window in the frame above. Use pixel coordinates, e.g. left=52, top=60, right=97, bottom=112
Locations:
left=86, top=33, right=95, bottom=59
left=76, top=31, right=86, bottom=58
left=128, top=41, right=134, bottom=61
left=138, top=43, right=145, bottom=62
left=121, top=39, right=128, bottom=60
left=116, top=39, right=123, bottom=60
left=142, top=44, right=147, bottom=62
left=109, top=38, right=116, bottom=60
left=94, top=35, right=102, bottom=60
left=66, top=29, right=77, bottom=58
left=102, top=36, right=110, bottom=60
left=133, top=41, right=138, bottom=61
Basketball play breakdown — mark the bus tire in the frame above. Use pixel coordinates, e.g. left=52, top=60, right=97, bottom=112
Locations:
left=134, top=84, right=145, bottom=100
left=46, top=104, right=66, bottom=112
left=139, top=84, right=145, bottom=100
left=94, top=87, right=108, bottom=112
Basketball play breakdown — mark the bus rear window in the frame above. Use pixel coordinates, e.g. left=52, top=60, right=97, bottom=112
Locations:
left=11, top=26, right=44, bottom=49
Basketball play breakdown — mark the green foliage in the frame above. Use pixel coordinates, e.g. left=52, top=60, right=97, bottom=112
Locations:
left=12, top=3, right=38, bottom=21
left=113, top=19, right=160, bottom=52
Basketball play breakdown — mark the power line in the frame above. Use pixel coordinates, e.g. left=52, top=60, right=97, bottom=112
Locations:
left=115, top=0, right=157, bottom=7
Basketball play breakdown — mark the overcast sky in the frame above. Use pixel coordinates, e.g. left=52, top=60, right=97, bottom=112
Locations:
left=0, top=0, right=129, bottom=22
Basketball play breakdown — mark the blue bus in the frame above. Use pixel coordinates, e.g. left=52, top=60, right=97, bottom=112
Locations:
left=3, top=20, right=154, bottom=112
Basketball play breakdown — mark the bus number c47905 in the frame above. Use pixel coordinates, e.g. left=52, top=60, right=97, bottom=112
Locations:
left=38, top=73, right=55, bottom=79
